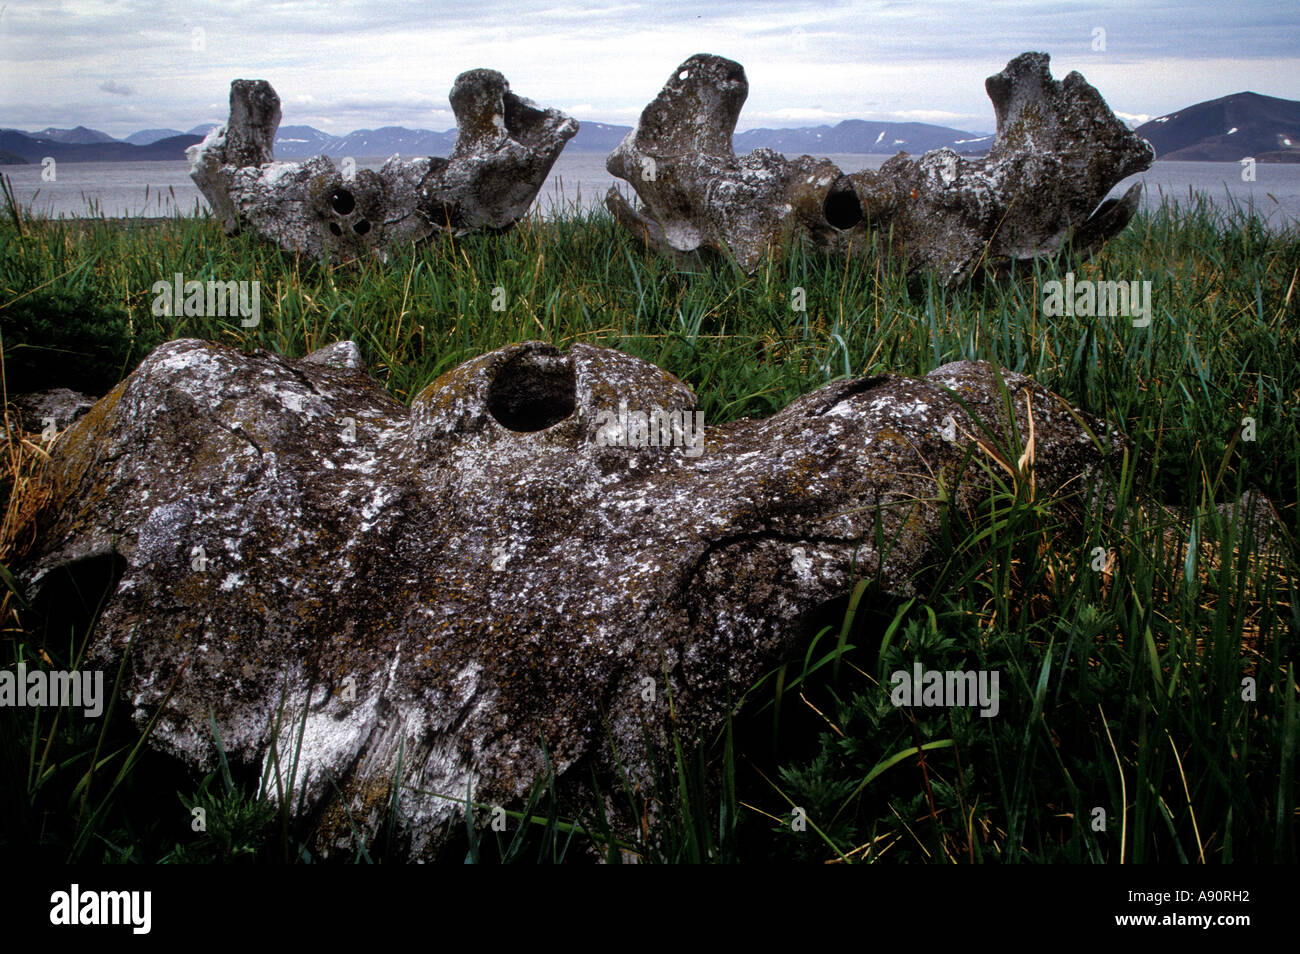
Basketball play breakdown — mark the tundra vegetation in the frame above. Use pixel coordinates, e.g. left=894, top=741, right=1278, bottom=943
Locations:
left=0, top=179, right=1296, bottom=863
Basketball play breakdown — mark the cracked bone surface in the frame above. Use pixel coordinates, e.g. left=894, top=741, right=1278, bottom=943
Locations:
left=187, top=72, right=578, bottom=260
left=21, top=337, right=1124, bottom=859
left=606, top=52, right=1154, bottom=281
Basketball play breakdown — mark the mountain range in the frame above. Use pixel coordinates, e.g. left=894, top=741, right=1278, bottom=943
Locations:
left=1134, top=92, right=1300, bottom=162
left=0, top=129, right=204, bottom=164
left=0, top=117, right=994, bottom=163
left=3, top=90, right=1296, bottom=164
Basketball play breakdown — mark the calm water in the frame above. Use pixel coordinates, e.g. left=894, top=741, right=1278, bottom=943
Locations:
left=4, top=152, right=1298, bottom=229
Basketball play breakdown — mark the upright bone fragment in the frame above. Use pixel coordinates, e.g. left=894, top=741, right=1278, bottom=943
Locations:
left=187, top=79, right=281, bottom=233
left=420, top=69, right=580, bottom=231
left=186, top=71, right=578, bottom=261
left=847, top=51, right=1156, bottom=283
left=606, top=52, right=1154, bottom=281
left=605, top=54, right=845, bottom=269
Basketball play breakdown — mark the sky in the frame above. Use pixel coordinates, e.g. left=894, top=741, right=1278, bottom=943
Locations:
left=2, top=0, right=1298, bottom=138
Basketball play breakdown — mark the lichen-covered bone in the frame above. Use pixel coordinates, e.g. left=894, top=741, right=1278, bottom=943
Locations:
left=605, top=54, right=843, bottom=269
left=423, top=69, right=580, bottom=231
left=20, top=337, right=1125, bottom=859
left=186, top=71, right=578, bottom=261
left=187, top=79, right=281, bottom=233
left=607, top=52, right=1154, bottom=280
left=847, top=52, right=1156, bottom=282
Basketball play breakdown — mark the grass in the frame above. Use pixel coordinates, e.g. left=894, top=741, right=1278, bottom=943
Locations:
left=0, top=179, right=1297, bottom=862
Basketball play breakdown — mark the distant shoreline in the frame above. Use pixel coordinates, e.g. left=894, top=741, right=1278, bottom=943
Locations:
left=4, top=153, right=1299, bottom=166
left=5, top=154, right=1296, bottom=229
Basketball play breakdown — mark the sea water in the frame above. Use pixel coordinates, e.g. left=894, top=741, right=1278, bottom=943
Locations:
left=3, top=153, right=1297, bottom=229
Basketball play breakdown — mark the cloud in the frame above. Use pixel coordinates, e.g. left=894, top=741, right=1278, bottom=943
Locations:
left=874, top=109, right=973, bottom=125
left=752, top=107, right=853, bottom=123
left=1, top=1, right=1295, bottom=138
left=1113, top=111, right=1153, bottom=128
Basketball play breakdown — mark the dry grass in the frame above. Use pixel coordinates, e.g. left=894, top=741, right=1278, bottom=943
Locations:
left=0, top=364, right=62, bottom=633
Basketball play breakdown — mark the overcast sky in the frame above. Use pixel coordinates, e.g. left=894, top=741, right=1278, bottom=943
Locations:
left=2, top=0, right=1298, bottom=137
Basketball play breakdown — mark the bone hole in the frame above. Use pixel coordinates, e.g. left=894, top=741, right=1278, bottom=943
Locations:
left=823, top=184, right=864, bottom=230
left=353, top=219, right=371, bottom=235
left=487, top=352, right=576, bottom=432
left=328, top=222, right=343, bottom=236
left=678, top=70, right=689, bottom=80
left=331, top=188, right=356, bottom=215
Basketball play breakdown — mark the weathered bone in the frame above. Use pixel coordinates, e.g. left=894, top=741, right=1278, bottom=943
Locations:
left=187, top=72, right=578, bottom=260
left=20, top=337, right=1124, bottom=858
left=607, top=52, right=1154, bottom=281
